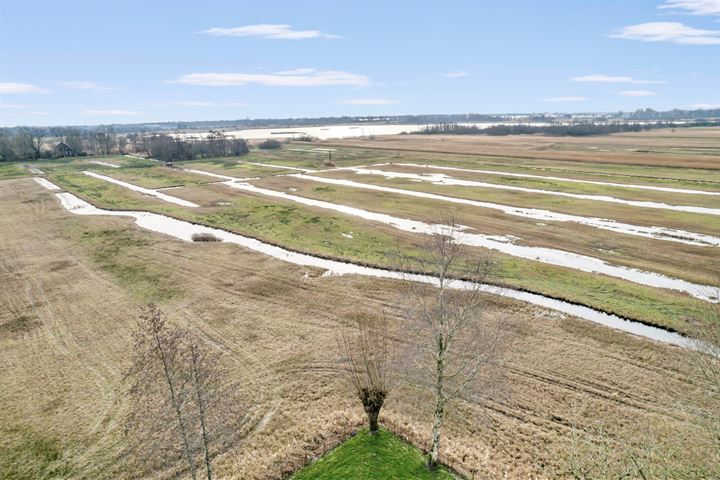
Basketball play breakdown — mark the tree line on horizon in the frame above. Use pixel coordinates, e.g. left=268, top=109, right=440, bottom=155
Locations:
left=3, top=107, right=716, bottom=137
left=418, top=120, right=720, bottom=137
left=0, top=127, right=251, bottom=163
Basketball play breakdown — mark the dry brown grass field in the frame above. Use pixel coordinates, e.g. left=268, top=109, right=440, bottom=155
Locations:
left=319, top=128, right=720, bottom=170
left=1, top=129, right=719, bottom=479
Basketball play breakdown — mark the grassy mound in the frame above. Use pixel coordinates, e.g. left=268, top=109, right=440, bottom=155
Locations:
left=290, top=429, right=458, bottom=480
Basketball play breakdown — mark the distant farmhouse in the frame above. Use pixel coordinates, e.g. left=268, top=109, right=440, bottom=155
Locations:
left=52, top=142, right=76, bottom=158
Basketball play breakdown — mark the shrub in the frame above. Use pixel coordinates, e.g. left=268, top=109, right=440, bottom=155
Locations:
left=191, top=232, right=221, bottom=242
left=258, top=139, right=282, bottom=150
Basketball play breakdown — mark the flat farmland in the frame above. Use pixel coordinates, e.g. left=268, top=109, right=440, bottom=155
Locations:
left=1, top=176, right=717, bottom=480
left=30, top=130, right=718, bottom=334
left=33, top=166, right=708, bottom=332
left=317, top=127, right=720, bottom=169
left=310, top=169, right=719, bottom=236
left=1, top=128, right=719, bottom=479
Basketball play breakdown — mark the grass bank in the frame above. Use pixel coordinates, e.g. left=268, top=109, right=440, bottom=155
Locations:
left=290, top=429, right=458, bottom=480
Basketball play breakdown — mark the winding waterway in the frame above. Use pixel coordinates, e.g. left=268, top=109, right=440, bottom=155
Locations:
left=379, top=163, right=720, bottom=196
left=292, top=174, right=720, bottom=247
left=34, top=178, right=699, bottom=348
left=345, top=167, right=720, bottom=216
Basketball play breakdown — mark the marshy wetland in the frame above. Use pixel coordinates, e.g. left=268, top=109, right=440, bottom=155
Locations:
left=1, top=128, right=719, bottom=478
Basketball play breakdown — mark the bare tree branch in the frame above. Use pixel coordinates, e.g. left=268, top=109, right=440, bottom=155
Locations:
left=395, top=215, right=510, bottom=469
left=338, top=313, right=395, bottom=434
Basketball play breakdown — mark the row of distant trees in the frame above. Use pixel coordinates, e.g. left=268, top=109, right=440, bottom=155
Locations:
left=140, top=132, right=250, bottom=163
left=0, top=126, right=123, bottom=161
left=419, top=120, right=720, bottom=137
left=0, top=127, right=262, bottom=163
left=106, top=108, right=720, bottom=134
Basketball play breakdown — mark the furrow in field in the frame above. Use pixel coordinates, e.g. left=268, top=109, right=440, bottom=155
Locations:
left=82, top=171, right=199, bottom=207
left=345, top=167, right=720, bottom=216
left=378, top=162, right=720, bottom=196
left=289, top=174, right=720, bottom=247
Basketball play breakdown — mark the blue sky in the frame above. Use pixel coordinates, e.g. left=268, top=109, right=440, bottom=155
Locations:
left=1, top=0, right=718, bottom=126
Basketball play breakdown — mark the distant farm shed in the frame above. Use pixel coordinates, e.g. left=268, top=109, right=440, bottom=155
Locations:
left=52, top=142, right=76, bottom=158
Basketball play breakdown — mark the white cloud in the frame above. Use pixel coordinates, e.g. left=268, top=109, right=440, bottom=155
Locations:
left=442, top=71, right=470, bottom=78
left=542, top=96, right=589, bottom=102
left=690, top=103, right=720, bottom=108
left=618, top=90, right=658, bottom=97
left=275, top=68, right=318, bottom=75
left=571, top=74, right=666, bottom=84
left=659, top=0, right=720, bottom=16
left=1, top=103, right=30, bottom=109
left=200, top=24, right=339, bottom=40
left=0, top=82, right=50, bottom=94
left=338, top=98, right=398, bottom=105
left=81, top=109, right=143, bottom=116
left=61, top=81, right=116, bottom=91
left=173, top=69, right=369, bottom=87
left=610, top=22, right=720, bottom=45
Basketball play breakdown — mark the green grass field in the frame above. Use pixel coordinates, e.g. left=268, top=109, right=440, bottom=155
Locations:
left=290, top=429, right=458, bottom=480
left=315, top=170, right=718, bottom=236
left=370, top=164, right=720, bottom=208
left=0, top=163, right=30, bottom=180
left=4, top=139, right=714, bottom=335
left=43, top=168, right=706, bottom=333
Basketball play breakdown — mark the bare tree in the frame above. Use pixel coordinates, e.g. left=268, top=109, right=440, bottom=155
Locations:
left=93, top=125, right=117, bottom=155
left=125, top=304, right=249, bottom=479
left=127, top=132, right=143, bottom=154
left=117, top=135, right=129, bottom=155
left=566, top=286, right=720, bottom=479
left=126, top=304, right=198, bottom=479
left=14, top=127, right=46, bottom=160
left=64, top=127, right=85, bottom=155
left=0, top=130, right=18, bottom=161
left=688, top=287, right=720, bottom=461
left=27, top=126, right=47, bottom=159
left=691, top=292, right=720, bottom=393
left=565, top=397, right=719, bottom=479
left=187, top=338, right=223, bottom=480
left=566, top=403, right=669, bottom=480
left=338, top=313, right=394, bottom=434
left=398, top=221, right=506, bottom=469
left=50, top=126, right=67, bottom=143
left=10, top=129, right=35, bottom=160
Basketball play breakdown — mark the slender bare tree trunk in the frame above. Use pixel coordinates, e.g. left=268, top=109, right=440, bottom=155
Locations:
left=190, top=343, right=213, bottom=480
left=398, top=222, right=506, bottom=471
left=153, top=332, right=197, bottom=480
left=429, top=346, right=445, bottom=469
